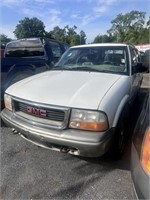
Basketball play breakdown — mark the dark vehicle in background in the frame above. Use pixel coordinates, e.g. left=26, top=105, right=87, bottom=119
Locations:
left=143, top=49, right=150, bottom=72
left=131, top=94, right=150, bottom=199
left=0, top=43, right=6, bottom=58
left=1, top=37, right=69, bottom=103
left=139, top=49, right=150, bottom=72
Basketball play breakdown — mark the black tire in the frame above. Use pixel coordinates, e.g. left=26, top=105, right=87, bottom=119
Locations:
left=109, top=115, right=127, bottom=160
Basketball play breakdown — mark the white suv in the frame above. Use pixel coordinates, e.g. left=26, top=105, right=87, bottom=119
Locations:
left=1, top=43, right=143, bottom=158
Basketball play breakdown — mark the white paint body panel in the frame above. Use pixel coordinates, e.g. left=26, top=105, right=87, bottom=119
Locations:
left=6, top=71, right=122, bottom=110
left=6, top=70, right=135, bottom=127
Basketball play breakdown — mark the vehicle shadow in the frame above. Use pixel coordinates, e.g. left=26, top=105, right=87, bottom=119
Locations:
left=1, top=116, right=7, bottom=127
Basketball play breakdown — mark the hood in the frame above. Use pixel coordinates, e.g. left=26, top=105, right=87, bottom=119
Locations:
left=7, top=70, right=121, bottom=109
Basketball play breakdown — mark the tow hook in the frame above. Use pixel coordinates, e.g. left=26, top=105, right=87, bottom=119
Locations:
left=12, top=128, right=19, bottom=134
left=60, top=147, right=70, bottom=153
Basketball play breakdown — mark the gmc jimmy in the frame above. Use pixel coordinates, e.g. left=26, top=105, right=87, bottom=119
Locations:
left=1, top=43, right=144, bottom=158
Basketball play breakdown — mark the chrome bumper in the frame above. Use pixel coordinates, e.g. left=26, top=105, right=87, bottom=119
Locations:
left=1, top=108, right=115, bottom=157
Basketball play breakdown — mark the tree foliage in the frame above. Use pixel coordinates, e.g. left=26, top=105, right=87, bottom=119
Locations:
left=47, top=25, right=86, bottom=46
left=109, top=11, right=145, bottom=42
left=13, top=17, right=86, bottom=46
left=93, top=11, right=149, bottom=45
left=93, top=34, right=115, bottom=43
left=13, top=17, right=46, bottom=39
left=0, top=34, right=12, bottom=46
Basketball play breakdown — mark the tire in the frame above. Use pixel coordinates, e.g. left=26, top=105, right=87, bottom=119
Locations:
left=109, top=115, right=127, bottom=160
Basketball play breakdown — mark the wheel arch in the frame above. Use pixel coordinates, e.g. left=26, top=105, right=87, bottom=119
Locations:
left=112, top=94, right=130, bottom=128
left=8, top=64, right=35, bottom=74
left=3, top=68, right=34, bottom=92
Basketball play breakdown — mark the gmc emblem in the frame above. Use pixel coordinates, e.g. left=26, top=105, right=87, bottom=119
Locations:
left=27, top=106, right=47, bottom=117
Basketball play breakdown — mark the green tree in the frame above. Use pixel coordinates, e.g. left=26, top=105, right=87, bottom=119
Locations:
left=14, top=17, right=46, bottom=39
left=45, top=31, right=53, bottom=39
left=49, top=26, right=66, bottom=41
left=48, top=25, right=86, bottom=46
left=137, top=28, right=149, bottom=44
left=93, top=34, right=115, bottom=43
left=65, top=25, right=77, bottom=36
left=107, top=11, right=146, bottom=43
left=80, top=30, right=86, bottom=44
left=93, top=11, right=149, bottom=44
left=64, top=25, right=78, bottom=45
left=0, top=34, right=12, bottom=45
left=146, top=17, right=150, bottom=28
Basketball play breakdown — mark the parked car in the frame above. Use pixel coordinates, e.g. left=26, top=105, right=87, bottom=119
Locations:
left=1, top=37, right=69, bottom=102
left=1, top=43, right=145, bottom=158
left=131, top=94, right=150, bottom=199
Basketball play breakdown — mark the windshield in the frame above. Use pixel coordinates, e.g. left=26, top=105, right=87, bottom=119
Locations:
left=5, top=38, right=45, bottom=57
left=54, top=46, right=129, bottom=75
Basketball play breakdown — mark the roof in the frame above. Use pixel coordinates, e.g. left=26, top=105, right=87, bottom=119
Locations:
left=71, top=43, right=129, bottom=48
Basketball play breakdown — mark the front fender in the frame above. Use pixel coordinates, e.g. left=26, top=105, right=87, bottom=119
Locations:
left=98, top=76, right=131, bottom=128
left=112, top=94, right=130, bottom=127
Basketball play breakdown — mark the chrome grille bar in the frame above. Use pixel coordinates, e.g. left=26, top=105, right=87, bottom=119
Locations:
left=14, top=101, right=65, bottom=121
left=12, top=98, right=70, bottom=129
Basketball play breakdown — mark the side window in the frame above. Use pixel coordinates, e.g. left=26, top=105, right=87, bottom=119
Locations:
left=62, top=43, right=69, bottom=51
left=49, top=41, right=62, bottom=62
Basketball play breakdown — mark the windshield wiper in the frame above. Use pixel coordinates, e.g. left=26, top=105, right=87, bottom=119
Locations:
left=52, top=66, right=123, bottom=74
left=52, top=66, right=69, bottom=70
left=69, top=66, right=100, bottom=72
left=52, top=65, right=100, bottom=72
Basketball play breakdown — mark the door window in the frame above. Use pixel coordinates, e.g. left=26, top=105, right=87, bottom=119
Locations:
left=49, top=41, right=62, bottom=61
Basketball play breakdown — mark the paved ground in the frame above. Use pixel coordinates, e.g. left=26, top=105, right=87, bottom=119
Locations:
left=0, top=127, right=133, bottom=200
left=0, top=73, right=149, bottom=200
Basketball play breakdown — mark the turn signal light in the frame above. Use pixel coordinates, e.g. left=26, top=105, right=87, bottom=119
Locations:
left=69, top=121, right=108, bottom=131
left=4, top=94, right=12, bottom=111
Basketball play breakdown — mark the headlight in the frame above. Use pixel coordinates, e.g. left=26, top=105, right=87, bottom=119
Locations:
left=69, top=109, right=109, bottom=131
left=4, top=94, right=12, bottom=111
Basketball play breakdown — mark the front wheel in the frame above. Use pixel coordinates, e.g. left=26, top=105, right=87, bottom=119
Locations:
left=109, top=116, right=127, bottom=159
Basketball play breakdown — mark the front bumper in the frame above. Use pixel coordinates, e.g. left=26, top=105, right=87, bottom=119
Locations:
left=1, top=108, right=115, bottom=157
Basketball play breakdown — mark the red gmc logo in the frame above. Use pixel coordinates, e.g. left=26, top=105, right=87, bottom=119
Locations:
left=27, top=106, right=47, bottom=117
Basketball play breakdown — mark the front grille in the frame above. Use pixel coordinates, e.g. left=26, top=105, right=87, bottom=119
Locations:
left=14, top=101, right=65, bottom=121
left=12, top=99, right=70, bottom=129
